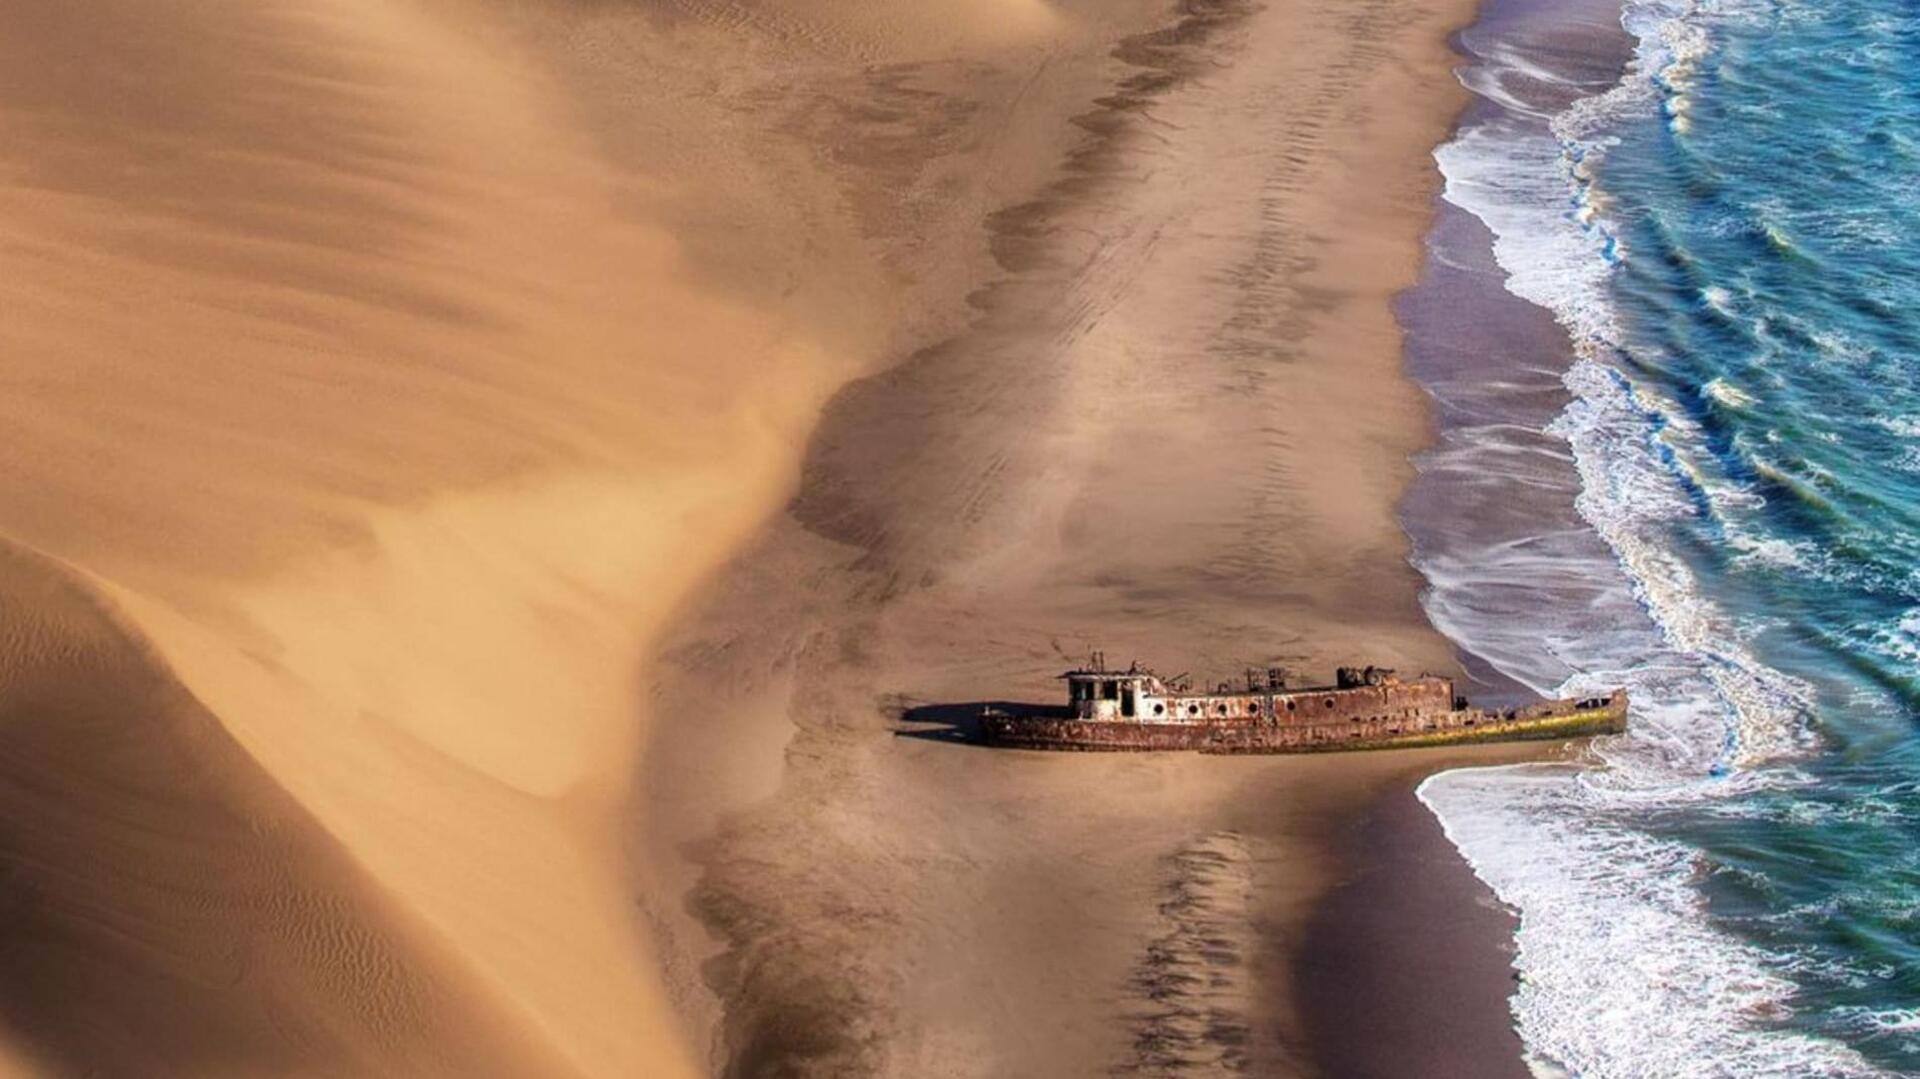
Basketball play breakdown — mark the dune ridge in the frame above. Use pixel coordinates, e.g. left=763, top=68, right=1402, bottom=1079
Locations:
left=0, top=533, right=562, bottom=1075
left=0, top=0, right=903, bottom=1072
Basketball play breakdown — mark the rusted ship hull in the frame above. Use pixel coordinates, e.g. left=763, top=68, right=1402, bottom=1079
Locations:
left=980, top=696, right=1627, bottom=754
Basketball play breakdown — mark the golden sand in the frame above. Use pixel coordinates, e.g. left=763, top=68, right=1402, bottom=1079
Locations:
left=0, top=0, right=857, bottom=1071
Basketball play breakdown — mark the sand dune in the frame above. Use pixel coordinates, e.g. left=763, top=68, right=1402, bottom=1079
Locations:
left=0, top=0, right=885, bottom=1072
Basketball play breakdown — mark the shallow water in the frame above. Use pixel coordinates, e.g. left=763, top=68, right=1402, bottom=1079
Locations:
left=1409, top=0, right=1920, bottom=1073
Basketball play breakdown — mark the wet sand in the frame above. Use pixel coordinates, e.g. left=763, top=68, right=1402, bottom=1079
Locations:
left=1296, top=749, right=1545, bottom=1079
left=0, top=0, right=1535, bottom=1074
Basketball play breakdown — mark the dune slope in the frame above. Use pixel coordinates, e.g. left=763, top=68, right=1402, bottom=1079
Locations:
left=0, top=542, right=555, bottom=1075
left=0, top=0, right=872, bottom=1072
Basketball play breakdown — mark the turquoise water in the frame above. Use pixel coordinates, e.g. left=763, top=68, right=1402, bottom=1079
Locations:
left=1416, top=0, right=1920, bottom=1073
left=1616, top=2, right=1920, bottom=1066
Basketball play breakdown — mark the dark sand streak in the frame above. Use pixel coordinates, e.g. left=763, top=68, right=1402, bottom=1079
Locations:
left=684, top=9, right=1279, bottom=1071
left=791, top=0, right=1261, bottom=583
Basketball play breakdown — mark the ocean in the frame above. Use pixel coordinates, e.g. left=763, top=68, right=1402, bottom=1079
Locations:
left=1403, top=0, right=1920, bottom=1073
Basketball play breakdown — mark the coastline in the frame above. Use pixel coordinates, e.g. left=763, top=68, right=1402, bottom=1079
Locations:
left=1399, top=0, right=1641, bottom=704
left=1404, top=0, right=1920, bottom=1063
left=1384, top=0, right=1645, bottom=1071
left=1395, top=0, right=1920, bottom=1069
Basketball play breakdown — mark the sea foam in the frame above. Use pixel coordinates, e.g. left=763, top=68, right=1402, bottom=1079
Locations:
left=1415, top=0, right=1887, bottom=1072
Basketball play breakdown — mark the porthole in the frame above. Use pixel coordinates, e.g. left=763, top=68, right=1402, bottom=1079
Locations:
left=1216, top=704, right=1228, bottom=716
left=1154, top=703, right=1166, bottom=716
left=1286, top=701, right=1296, bottom=712
left=1324, top=698, right=1335, bottom=709
left=1187, top=704, right=1199, bottom=717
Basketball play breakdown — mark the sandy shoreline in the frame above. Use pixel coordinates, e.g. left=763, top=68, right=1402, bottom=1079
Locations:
left=0, top=0, right=1542, bottom=1074
left=638, top=0, right=1533, bottom=1072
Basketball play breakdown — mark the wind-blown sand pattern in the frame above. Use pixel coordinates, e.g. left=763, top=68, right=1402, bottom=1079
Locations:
left=1, top=0, right=852, bottom=1072
left=1, top=0, right=1506, bottom=1074
left=1118, top=832, right=1261, bottom=1075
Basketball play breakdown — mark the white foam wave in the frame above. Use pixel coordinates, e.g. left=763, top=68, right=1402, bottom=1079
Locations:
left=1703, top=376, right=1754, bottom=408
left=1421, top=767, right=1879, bottom=1078
left=1835, top=1007, right=1920, bottom=1036
left=1701, top=284, right=1736, bottom=314
left=1418, top=0, right=1883, bottom=1072
left=1859, top=608, right=1920, bottom=668
left=1871, top=416, right=1920, bottom=439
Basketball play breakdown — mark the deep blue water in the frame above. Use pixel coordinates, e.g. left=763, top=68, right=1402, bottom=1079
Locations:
left=1414, top=0, right=1920, bottom=1074
left=1614, top=3, right=1920, bottom=1066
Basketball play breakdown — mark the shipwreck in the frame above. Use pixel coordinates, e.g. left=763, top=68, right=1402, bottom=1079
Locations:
left=979, top=653, right=1626, bottom=753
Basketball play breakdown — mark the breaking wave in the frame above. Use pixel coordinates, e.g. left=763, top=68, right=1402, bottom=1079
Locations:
left=1412, top=0, right=1920, bottom=1072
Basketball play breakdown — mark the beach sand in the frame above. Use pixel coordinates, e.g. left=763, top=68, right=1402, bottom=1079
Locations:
left=0, top=0, right=1536, bottom=1074
left=638, top=0, right=1555, bottom=1074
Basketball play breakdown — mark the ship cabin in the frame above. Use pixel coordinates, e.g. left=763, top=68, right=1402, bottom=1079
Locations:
left=1063, top=666, right=1174, bottom=722
left=1061, top=656, right=1459, bottom=727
